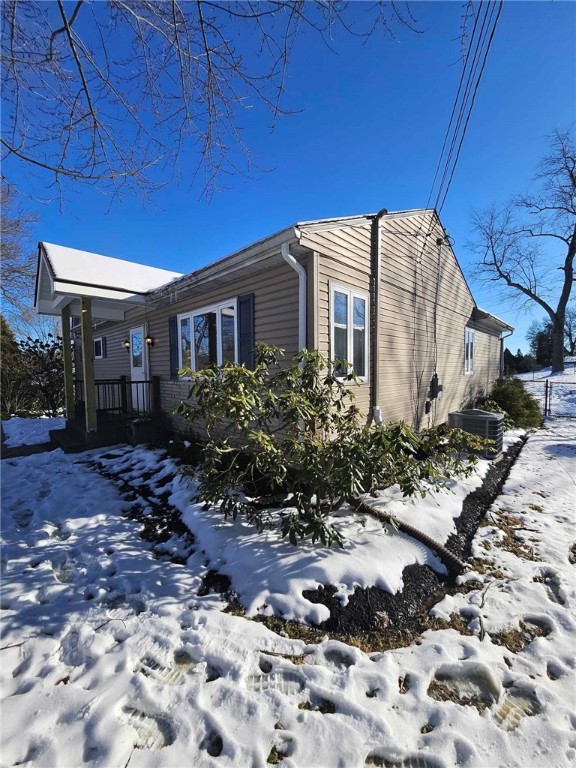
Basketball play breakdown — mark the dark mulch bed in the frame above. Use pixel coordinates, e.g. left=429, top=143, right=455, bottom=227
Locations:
left=89, top=436, right=527, bottom=650
left=302, top=435, right=527, bottom=639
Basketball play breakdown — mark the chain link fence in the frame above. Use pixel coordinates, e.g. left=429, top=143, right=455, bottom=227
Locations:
left=522, top=379, right=576, bottom=419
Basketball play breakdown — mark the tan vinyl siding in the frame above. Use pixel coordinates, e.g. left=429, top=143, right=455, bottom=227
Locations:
left=86, top=257, right=300, bottom=434
left=377, top=212, right=497, bottom=427
left=303, top=212, right=502, bottom=427
left=78, top=210, right=503, bottom=437
left=301, top=224, right=372, bottom=417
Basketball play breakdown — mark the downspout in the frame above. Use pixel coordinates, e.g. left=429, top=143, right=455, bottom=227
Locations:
left=500, top=329, right=513, bottom=378
left=281, top=242, right=307, bottom=351
left=369, top=207, right=389, bottom=424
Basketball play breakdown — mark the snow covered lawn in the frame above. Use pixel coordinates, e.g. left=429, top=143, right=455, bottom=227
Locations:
left=1, top=419, right=575, bottom=767
left=1, top=416, right=65, bottom=447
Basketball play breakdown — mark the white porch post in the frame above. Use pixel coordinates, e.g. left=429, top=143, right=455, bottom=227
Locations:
left=80, top=296, right=97, bottom=433
left=60, top=304, right=75, bottom=421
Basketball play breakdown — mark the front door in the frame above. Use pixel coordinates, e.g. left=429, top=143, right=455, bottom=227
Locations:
left=129, top=326, right=148, bottom=413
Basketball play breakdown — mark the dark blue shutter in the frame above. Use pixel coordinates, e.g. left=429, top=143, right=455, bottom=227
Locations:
left=102, top=337, right=107, bottom=358
left=169, top=315, right=179, bottom=379
left=238, top=293, right=255, bottom=369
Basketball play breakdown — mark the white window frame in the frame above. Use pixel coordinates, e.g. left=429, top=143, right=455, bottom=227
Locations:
left=93, top=336, right=104, bottom=360
left=330, top=282, right=369, bottom=381
left=177, top=298, right=238, bottom=375
left=464, top=329, right=475, bottom=375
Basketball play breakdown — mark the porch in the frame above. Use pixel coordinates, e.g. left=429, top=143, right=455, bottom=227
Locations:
left=35, top=241, right=183, bottom=451
left=51, top=376, right=163, bottom=452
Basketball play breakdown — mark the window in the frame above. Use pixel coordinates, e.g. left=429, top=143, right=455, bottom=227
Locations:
left=94, top=337, right=105, bottom=359
left=465, top=329, right=475, bottom=374
left=131, top=330, right=143, bottom=368
left=178, top=300, right=237, bottom=372
left=330, top=284, right=368, bottom=379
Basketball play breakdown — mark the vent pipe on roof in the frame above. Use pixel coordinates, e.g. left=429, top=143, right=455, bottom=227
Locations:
left=368, top=208, right=388, bottom=425
left=281, top=243, right=307, bottom=352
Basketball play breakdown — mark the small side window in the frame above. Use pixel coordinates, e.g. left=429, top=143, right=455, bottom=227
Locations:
left=94, top=337, right=104, bottom=359
left=464, top=329, right=475, bottom=374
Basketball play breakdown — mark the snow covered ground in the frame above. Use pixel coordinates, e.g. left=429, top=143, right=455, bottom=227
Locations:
left=1, top=416, right=65, bottom=448
left=1, top=411, right=575, bottom=766
left=517, top=366, right=576, bottom=418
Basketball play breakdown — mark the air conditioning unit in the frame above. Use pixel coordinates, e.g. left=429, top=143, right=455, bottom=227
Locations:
left=448, top=409, right=504, bottom=459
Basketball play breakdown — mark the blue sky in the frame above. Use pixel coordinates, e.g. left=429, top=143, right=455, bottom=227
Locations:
left=8, top=1, right=575, bottom=352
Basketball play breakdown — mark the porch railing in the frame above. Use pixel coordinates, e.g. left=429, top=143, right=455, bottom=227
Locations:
left=74, top=376, right=161, bottom=422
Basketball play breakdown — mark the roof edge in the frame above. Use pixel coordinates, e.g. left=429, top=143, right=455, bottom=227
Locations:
left=151, top=225, right=299, bottom=298
left=473, top=307, right=514, bottom=332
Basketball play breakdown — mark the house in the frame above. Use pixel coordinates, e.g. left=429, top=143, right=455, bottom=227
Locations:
left=34, top=209, right=513, bottom=448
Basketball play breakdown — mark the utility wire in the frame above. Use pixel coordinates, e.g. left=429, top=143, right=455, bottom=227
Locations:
left=425, top=2, right=482, bottom=209
left=434, top=1, right=494, bottom=210
left=437, top=1, right=504, bottom=213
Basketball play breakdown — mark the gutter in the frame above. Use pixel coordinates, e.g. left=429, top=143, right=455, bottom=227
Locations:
left=369, top=207, right=389, bottom=424
left=281, top=243, right=307, bottom=351
left=500, top=329, right=514, bottom=377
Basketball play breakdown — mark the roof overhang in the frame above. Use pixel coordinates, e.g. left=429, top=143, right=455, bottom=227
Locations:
left=151, top=226, right=302, bottom=303
left=472, top=307, right=514, bottom=334
left=35, top=243, right=181, bottom=321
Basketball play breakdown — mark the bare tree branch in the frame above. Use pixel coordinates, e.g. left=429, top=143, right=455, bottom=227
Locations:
left=1, top=0, right=421, bottom=201
left=470, top=128, right=576, bottom=372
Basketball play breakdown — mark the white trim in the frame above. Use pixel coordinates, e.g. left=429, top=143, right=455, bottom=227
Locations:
left=464, top=328, right=475, bottom=375
left=93, top=336, right=104, bottom=360
left=130, top=325, right=149, bottom=379
left=177, top=297, right=238, bottom=374
left=329, top=281, right=369, bottom=381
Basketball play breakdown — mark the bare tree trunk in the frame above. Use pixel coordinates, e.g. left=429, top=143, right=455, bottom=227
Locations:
left=552, top=320, right=565, bottom=373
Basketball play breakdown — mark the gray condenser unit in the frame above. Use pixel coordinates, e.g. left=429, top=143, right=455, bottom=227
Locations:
left=448, top=409, right=504, bottom=459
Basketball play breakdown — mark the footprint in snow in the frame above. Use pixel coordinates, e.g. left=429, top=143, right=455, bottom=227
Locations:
left=268, top=732, right=296, bottom=763
left=493, top=685, right=541, bottom=731
left=121, top=706, right=176, bottom=750
left=245, top=667, right=305, bottom=696
left=533, top=568, right=565, bottom=605
left=48, top=522, right=71, bottom=541
left=199, top=728, right=223, bottom=757
left=546, top=660, right=565, bottom=680
left=136, top=649, right=199, bottom=685
left=323, top=647, right=356, bottom=671
left=11, top=508, right=33, bottom=529
left=53, top=561, right=78, bottom=584
left=365, top=751, right=445, bottom=768
left=427, top=662, right=499, bottom=712
left=60, top=628, right=93, bottom=667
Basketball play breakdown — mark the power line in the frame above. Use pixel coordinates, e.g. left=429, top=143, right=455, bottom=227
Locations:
left=434, top=1, right=495, bottom=210
left=437, top=1, right=504, bottom=213
left=423, top=1, right=504, bottom=215
left=425, top=2, right=483, bottom=210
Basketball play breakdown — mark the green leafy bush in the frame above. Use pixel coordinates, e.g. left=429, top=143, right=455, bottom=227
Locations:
left=1, top=319, right=65, bottom=418
left=177, top=344, right=485, bottom=547
left=476, top=398, right=515, bottom=430
left=481, top=378, right=542, bottom=429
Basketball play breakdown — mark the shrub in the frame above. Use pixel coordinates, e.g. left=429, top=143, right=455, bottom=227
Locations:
left=476, top=398, right=515, bottom=430
left=177, top=345, right=484, bottom=547
left=1, top=320, right=65, bottom=418
left=18, top=334, right=65, bottom=416
left=481, top=378, right=542, bottom=429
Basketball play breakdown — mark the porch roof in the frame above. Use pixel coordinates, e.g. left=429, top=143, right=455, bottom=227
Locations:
left=35, top=242, right=182, bottom=321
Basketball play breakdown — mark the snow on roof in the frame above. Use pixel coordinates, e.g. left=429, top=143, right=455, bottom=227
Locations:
left=474, top=306, right=514, bottom=332
left=296, top=208, right=434, bottom=228
left=41, top=242, right=183, bottom=294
